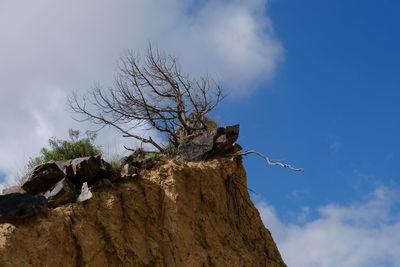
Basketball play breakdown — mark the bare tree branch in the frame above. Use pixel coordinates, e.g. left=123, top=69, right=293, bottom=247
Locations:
left=230, top=150, right=304, bottom=172
left=68, top=45, right=224, bottom=152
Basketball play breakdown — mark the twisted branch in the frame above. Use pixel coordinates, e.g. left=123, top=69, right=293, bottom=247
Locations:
left=68, top=44, right=224, bottom=151
left=230, top=150, right=304, bottom=172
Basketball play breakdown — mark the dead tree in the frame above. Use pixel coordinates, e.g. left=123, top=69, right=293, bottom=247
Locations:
left=68, top=46, right=224, bottom=152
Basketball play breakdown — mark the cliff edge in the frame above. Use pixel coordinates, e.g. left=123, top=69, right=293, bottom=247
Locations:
left=0, top=157, right=286, bottom=266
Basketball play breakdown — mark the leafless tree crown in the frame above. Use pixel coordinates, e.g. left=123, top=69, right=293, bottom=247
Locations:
left=69, top=46, right=224, bottom=152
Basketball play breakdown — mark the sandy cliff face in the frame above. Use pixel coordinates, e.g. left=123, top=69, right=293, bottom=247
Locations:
left=0, top=157, right=286, bottom=267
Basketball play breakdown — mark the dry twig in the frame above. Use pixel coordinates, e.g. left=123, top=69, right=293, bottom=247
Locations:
left=231, top=150, right=304, bottom=172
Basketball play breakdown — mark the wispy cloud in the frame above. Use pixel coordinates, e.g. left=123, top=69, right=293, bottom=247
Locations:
left=0, top=0, right=282, bottom=188
left=257, top=187, right=400, bottom=267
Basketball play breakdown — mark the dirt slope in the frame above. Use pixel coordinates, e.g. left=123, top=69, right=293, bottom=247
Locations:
left=0, top=157, right=286, bottom=266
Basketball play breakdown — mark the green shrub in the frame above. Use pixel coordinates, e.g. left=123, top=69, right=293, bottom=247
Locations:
left=151, top=153, right=161, bottom=161
left=27, top=129, right=102, bottom=169
left=109, top=160, right=122, bottom=172
left=163, top=145, right=181, bottom=158
left=107, top=153, right=123, bottom=172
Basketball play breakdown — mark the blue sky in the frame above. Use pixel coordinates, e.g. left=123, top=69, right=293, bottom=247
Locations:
left=216, top=1, right=400, bottom=266
left=222, top=0, right=400, bottom=218
left=0, top=0, right=399, bottom=266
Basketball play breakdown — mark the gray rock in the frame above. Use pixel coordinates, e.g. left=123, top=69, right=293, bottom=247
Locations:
left=53, top=160, right=74, bottom=178
left=141, top=158, right=156, bottom=169
left=214, top=125, right=240, bottom=154
left=99, top=159, right=120, bottom=181
left=64, top=156, right=118, bottom=187
left=45, top=178, right=79, bottom=208
left=178, top=132, right=215, bottom=160
left=76, top=182, right=93, bottom=203
left=121, top=163, right=139, bottom=177
left=120, top=149, right=158, bottom=171
left=120, top=149, right=146, bottom=168
left=178, top=124, right=240, bottom=160
left=64, top=156, right=102, bottom=187
left=22, top=162, right=65, bottom=195
left=0, top=193, right=47, bottom=221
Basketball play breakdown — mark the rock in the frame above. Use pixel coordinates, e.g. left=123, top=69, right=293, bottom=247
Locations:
left=45, top=178, right=79, bottom=208
left=121, top=163, right=139, bottom=178
left=120, top=159, right=155, bottom=178
left=53, top=160, right=75, bottom=179
left=0, top=193, right=47, bottom=221
left=178, top=131, right=215, bottom=160
left=120, top=150, right=158, bottom=172
left=21, top=156, right=116, bottom=203
left=214, top=125, right=240, bottom=152
left=231, top=143, right=242, bottom=154
left=64, top=156, right=119, bottom=187
left=99, top=159, right=120, bottom=181
left=120, top=149, right=145, bottom=163
left=22, top=162, right=65, bottom=195
left=95, top=178, right=114, bottom=187
left=179, top=124, right=240, bottom=160
left=76, top=182, right=92, bottom=203
left=65, top=156, right=102, bottom=187
left=141, top=158, right=156, bottom=169
left=120, top=151, right=146, bottom=169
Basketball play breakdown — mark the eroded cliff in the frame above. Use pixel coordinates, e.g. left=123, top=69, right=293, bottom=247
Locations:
left=0, top=157, right=285, bottom=266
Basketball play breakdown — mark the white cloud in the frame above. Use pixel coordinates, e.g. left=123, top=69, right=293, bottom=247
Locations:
left=0, top=0, right=282, bottom=188
left=257, top=187, right=400, bottom=267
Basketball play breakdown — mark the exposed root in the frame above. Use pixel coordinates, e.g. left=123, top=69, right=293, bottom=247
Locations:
left=230, top=150, right=304, bottom=172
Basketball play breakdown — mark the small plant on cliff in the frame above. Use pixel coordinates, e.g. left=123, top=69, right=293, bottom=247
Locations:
left=69, top=45, right=224, bottom=154
left=109, top=160, right=123, bottom=172
left=150, top=152, right=161, bottom=161
left=27, top=129, right=102, bottom=169
left=162, top=145, right=181, bottom=158
left=107, top=154, right=124, bottom=172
